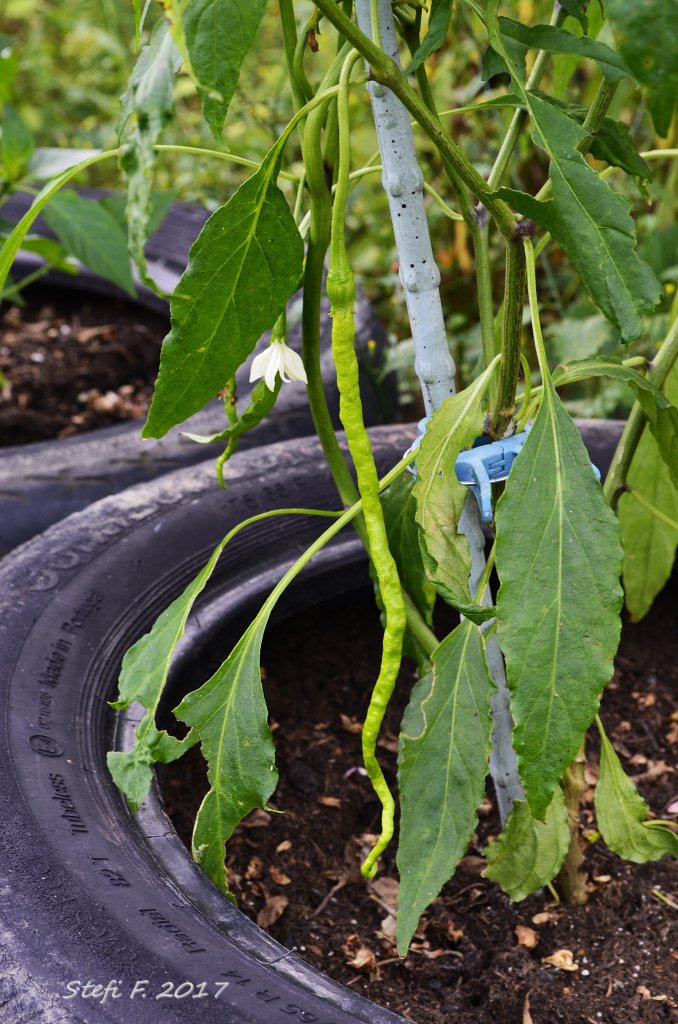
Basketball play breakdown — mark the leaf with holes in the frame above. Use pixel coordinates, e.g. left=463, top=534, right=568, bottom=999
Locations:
left=118, top=20, right=181, bottom=288
left=483, top=790, right=570, bottom=901
left=397, top=619, right=494, bottom=952
left=143, top=144, right=303, bottom=437
left=495, top=377, right=623, bottom=819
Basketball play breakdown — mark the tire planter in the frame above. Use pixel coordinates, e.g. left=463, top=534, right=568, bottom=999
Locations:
left=0, top=195, right=390, bottom=554
left=0, top=419, right=627, bottom=1024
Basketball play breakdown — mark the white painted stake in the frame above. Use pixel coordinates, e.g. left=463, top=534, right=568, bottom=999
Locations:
left=354, top=0, right=524, bottom=821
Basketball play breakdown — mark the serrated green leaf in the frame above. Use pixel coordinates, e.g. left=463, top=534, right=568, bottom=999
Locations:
left=118, top=20, right=180, bottom=288
left=183, top=0, right=267, bottom=139
left=396, top=620, right=495, bottom=952
left=606, top=0, right=678, bottom=137
left=0, top=103, right=34, bottom=183
left=483, top=790, right=570, bottom=901
left=499, top=18, right=632, bottom=83
left=619, top=363, right=678, bottom=622
left=595, top=720, right=678, bottom=862
left=405, top=0, right=452, bottom=74
left=143, top=145, right=304, bottom=438
left=107, top=534, right=227, bottom=810
left=42, top=192, right=135, bottom=296
left=413, top=362, right=497, bottom=610
left=497, top=94, right=661, bottom=342
left=495, top=378, right=623, bottom=819
left=175, top=617, right=276, bottom=895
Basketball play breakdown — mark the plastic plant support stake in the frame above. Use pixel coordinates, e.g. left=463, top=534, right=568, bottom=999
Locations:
left=354, top=0, right=523, bottom=823
left=353, top=0, right=456, bottom=417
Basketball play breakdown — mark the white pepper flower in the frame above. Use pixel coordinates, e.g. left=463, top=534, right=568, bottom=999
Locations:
left=249, top=338, right=308, bottom=391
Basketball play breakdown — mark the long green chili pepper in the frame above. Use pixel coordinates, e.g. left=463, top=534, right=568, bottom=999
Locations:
left=327, top=50, right=406, bottom=878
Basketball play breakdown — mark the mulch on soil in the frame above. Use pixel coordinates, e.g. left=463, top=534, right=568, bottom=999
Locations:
left=0, top=288, right=167, bottom=445
left=159, top=576, right=678, bottom=1024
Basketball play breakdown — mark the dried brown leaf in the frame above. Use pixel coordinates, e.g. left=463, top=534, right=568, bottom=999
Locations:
left=515, top=925, right=539, bottom=949
left=256, top=895, right=288, bottom=929
left=542, top=949, right=578, bottom=972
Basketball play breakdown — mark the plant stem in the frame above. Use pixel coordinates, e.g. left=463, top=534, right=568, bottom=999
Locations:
left=557, top=743, right=588, bottom=904
left=604, top=313, right=678, bottom=508
left=486, top=2, right=566, bottom=191
left=489, top=239, right=527, bottom=438
left=313, top=0, right=517, bottom=240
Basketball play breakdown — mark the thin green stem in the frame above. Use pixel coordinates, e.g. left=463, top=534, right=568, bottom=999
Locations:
left=279, top=0, right=310, bottom=111
left=604, top=314, right=678, bottom=508
left=154, top=144, right=300, bottom=182
left=487, top=2, right=566, bottom=190
left=0, top=262, right=53, bottom=300
left=523, top=238, right=549, bottom=376
left=313, top=0, right=517, bottom=239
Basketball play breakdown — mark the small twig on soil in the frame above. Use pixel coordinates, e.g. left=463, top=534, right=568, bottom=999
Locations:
left=651, top=888, right=678, bottom=910
left=309, top=877, right=349, bottom=919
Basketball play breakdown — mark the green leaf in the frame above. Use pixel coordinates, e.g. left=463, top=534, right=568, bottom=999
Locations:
left=499, top=18, right=632, bottom=83
left=497, top=93, right=661, bottom=342
left=495, top=378, right=623, bottom=819
left=396, top=620, right=495, bottom=952
left=413, top=363, right=497, bottom=609
left=619, top=363, right=678, bottom=622
left=483, top=790, right=570, bottom=901
left=405, top=0, right=452, bottom=74
left=7, top=234, right=77, bottom=274
left=107, top=535, right=228, bottom=810
left=143, top=145, right=304, bottom=438
left=132, top=0, right=152, bottom=48
left=558, top=0, right=588, bottom=31
left=175, top=617, right=276, bottom=895
left=42, top=192, right=135, bottom=296
left=183, top=0, right=267, bottom=139
left=27, top=147, right=103, bottom=181
left=0, top=103, right=34, bottom=183
left=595, top=721, right=678, bottom=862
left=590, top=118, right=652, bottom=181
left=382, top=474, right=436, bottom=629
left=118, top=20, right=180, bottom=288
left=606, top=0, right=678, bottom=137
left=629, top=385, right=678, bottom=492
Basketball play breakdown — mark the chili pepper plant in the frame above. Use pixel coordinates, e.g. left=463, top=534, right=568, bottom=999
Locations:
left=2, top=0, right=677, bottom=955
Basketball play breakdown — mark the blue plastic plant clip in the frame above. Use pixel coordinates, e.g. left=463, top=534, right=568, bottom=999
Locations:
left=455, top=432, right=529, bottom=523
left=455, top=430, right=602, bottom=523
left=406, top=424, right=601, bottom=520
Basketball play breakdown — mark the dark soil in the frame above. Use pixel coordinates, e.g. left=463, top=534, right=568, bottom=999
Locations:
left=158, top=578, right=678, bottom=1024
left=0, top=288, right=167, bottom=445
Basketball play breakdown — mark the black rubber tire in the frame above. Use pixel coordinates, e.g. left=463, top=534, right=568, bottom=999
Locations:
left=0, top=417, right=627, bottom=1022
left=0, top=197, right=390, bottom=555
left=0, top=426, right=417, bottom=1024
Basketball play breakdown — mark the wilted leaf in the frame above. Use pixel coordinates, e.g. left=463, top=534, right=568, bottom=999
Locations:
left=257, top=895, right=288, bottom=928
